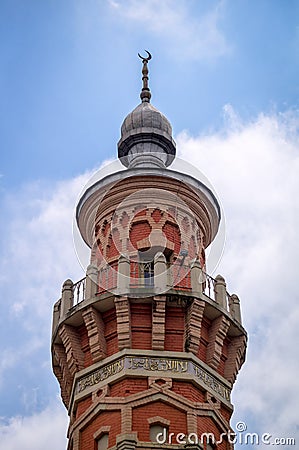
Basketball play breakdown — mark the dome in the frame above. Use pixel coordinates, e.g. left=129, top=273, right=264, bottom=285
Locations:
left=117, top=52, right=176, bottom=169
left=118, top=102, right=176, bottom=169
left=121, top=102, right=172, bottom=136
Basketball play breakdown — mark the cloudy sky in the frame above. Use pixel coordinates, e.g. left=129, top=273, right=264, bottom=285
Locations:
left=0, top=1, right=299, bottom=448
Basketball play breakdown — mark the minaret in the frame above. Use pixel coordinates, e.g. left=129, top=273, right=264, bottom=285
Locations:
left=51, top=52, right=247, bottom=450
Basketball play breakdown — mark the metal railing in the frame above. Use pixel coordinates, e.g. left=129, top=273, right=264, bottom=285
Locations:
left=202, top=271, right=216, bottom=300
left=70, top=261, right=230, bottom=309
left=130, top=261, right=154, bottom=287
left=72, top=277, right=86, bottom=305
left=201, top=270, right=231, bottom=307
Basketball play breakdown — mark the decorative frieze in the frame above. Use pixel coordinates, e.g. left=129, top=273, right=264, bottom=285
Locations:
left=75, top=354, right=231, bottom=403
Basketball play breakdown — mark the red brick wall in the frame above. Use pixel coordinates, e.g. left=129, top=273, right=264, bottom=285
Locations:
left=162, top=222, right=181, bottom=254
left=103, top=308, right=118, bottom=356
left=219, top=337, right=230, bottom=376
left=220, top=404, right=232, bottom=422
left=131, top=303, right=152, bottom=349
left=132, top=401, right=187, bottom=442
left=197, top=416, right=228, bottom=450
left=164, top=306, right=185, bottom=352
left=151, top=208, right=162, bottom=223
left=76, top=395, right=92, bottom=420
left=197, top=318, right=211, bottom=362
left=109, top=378, right=148, bottom=397
left=79, top=411, right=121, bottom=449
left=172, top=381, right=205, bottom=403
left=130, top=221, right=152, bottom=250
left=106, top=231, right=119, bottom=260
left=78, top=325, right=92, bottom=368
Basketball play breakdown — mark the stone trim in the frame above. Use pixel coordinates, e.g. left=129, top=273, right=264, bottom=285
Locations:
left=206, top=316, right=230, bottom=371
left=152, top=296, right=166, bottom=350
left=187, top=411, right=197, bottom=434
left=116, top=433, right=138, bottom=450
left=92, top=384, right=110, bottom=402
left=82, top=306, right=107, bottom=363
left=185, top=298, right=205, bottom=354
left=59, top=324, right=85, bottom=377
left=122, top=406, right=132, bottom=433
left=53, top=343, right=72, bottom=407
left=75, top=355, right=231, bottom=405
left=115, top=296, right=131, bottom=350
left=93, top=425, right=111, bottom=441
left=147, top=416, right=170, bottom=426
left=68, top=428, right=79, bottom=450
left=224, top=335, right=247, bottom=383
left=68, top=386, right=231, bottom=449
left=148, top=377, right=172, bottom=390
left=68, top=350, right=233, bottom=417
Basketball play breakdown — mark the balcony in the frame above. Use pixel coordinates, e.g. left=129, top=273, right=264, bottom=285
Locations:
left=70, top=257, right=235, bottom=310
left=53, top=256, right=242, bottom=336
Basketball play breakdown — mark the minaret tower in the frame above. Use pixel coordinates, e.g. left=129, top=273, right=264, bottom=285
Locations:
left=51, top=53, right=247, bottom=450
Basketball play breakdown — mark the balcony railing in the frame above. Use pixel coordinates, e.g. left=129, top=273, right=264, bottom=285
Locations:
left=130, top=261, right=154, bottom=287
left=72, top=277, right=86, bottom=305
left=57, top=260, right=242, bottom=329
left=68, top=260, right=231, bottom=312
left=202, top=271, right=216, bottom=300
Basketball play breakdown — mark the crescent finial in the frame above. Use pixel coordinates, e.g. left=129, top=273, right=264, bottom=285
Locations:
left=138, top=50, right=152, bottom=103
left=138, top=50, right=152, bottom=63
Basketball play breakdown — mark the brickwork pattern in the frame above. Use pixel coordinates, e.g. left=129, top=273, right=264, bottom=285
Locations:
left=206, top=316, right=231, bottom=371
left=82, top=306, right=107, bottom=363
left=59, top=324, right=85, bottom=377
left=53, top=295, right=246, bottom=412
left=115, top=296, right=131, bottom=350
left=67, top=377, right=233, bottom=450
left=152, top=296, right=166, bottom=350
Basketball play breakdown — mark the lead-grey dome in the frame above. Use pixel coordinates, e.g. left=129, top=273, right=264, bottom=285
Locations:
left=118, top=101, right=176, bottom=169
left=117, top=53, right=176, bottom=169
left=121, top=101, right=172, bottom=136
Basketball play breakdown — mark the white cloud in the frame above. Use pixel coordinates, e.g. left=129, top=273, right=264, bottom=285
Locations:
left=1, top=172, right=93, bottom=322
left=0, top=401, right=68, bottom=450
left=0, top=159, right=121, bottom=405
left=1, top=106, right=299, bottom=446
left=109, top=0, right=231, bottom=62
left=177, top=107, right=299, bottom=445
left=0, top=170, right=95, bottom=395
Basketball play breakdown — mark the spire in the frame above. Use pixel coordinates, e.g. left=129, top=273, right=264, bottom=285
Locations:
left=117, top=51, right=176, bottom=168
left=138, top=50, right=152, bottom=103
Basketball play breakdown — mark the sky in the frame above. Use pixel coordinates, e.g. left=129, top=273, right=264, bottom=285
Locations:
left=0, top=0, right=299, bottom=448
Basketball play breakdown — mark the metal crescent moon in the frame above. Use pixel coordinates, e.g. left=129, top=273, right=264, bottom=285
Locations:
left=138, top=50, right=152, bottom=61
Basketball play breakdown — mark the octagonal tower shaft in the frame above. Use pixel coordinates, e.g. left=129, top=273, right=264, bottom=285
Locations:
left=51, top=54, right=247, bottom=450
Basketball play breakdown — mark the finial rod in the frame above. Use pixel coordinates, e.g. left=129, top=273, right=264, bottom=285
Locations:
left=138, top=50, right=152, bottom=103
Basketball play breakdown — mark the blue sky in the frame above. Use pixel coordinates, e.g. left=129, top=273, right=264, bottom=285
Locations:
left=1, top=0, right=298, bottom=187
left=0, top=1, right=299, bottom=449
